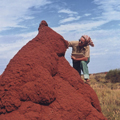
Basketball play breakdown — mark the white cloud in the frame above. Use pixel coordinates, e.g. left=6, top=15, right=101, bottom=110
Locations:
left=58, top=8, right=80, bottom=24
left=59, top=16, right=81, bottom=24
left=84, top=13, right=91, bottom=16
left=56, top=0, right=120, bottom=33
left=93, top=0, right=120, bottom=21
left=0, top=0, right=51, bottom=32
left=58, top=9, right=78, bottom=16
left=52, top=20, right=107, bottom=34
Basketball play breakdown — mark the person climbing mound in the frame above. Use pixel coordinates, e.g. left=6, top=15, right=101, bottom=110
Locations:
left=67, top=35, right=94, bottom=84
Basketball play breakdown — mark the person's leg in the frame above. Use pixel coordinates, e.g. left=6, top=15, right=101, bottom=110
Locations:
left=80, top=58, right=90, bottom=80
left=73, top=60, right=81, bottom=75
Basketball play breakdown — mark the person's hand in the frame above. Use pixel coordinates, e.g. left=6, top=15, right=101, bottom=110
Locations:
left=71, top=56, right=76, bottom=60
left=84, top=57, right=88, bottom=61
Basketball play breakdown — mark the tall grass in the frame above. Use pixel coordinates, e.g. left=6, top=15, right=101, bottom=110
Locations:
left=90, top=74, right=120, bottom=120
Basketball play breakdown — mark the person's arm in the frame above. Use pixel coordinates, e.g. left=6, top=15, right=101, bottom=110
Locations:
left=71, top=56, right=88, bottom=61
left=67, top=41, right=73, bottom=47
left=64, top=40, right=69, bottom=48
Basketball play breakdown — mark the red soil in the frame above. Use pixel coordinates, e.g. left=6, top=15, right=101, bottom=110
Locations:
left=0, top=20, right=107, bottom=120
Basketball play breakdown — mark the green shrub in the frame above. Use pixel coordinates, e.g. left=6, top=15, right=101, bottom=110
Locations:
left=105, top=69, right=120, bottom=83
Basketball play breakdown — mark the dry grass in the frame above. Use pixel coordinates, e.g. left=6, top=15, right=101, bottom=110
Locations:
left=89, top=74, right=120, bottom=120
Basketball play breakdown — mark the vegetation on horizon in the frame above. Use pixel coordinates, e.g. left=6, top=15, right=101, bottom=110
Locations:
left=105, top=69, right=120, bottom=83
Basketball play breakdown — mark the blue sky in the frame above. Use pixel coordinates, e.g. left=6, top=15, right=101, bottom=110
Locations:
left=0, top=0, right=120, bottom=74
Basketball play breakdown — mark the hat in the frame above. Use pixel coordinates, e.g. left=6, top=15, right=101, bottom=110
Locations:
left=82, top=35, right=94, bottom=47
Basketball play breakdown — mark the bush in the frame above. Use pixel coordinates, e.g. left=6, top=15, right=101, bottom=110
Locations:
left=105, top=69, right=120, bottom=83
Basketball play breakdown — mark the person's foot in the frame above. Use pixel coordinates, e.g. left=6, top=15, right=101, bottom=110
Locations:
left=85, top=79, right=90, bottom=85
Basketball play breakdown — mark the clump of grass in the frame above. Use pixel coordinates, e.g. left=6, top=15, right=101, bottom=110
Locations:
left=90, top=73, right=120, bottom=120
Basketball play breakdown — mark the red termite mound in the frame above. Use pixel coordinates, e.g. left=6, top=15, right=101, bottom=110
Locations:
left=0, top=20, right=107, bottom=120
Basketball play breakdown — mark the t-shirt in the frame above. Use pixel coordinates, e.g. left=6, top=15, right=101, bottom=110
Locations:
left=68, top=41, right=90, bottom=58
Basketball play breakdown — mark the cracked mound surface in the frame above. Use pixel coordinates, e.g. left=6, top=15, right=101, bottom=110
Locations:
left=0, top=20, right=107, bottom=120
